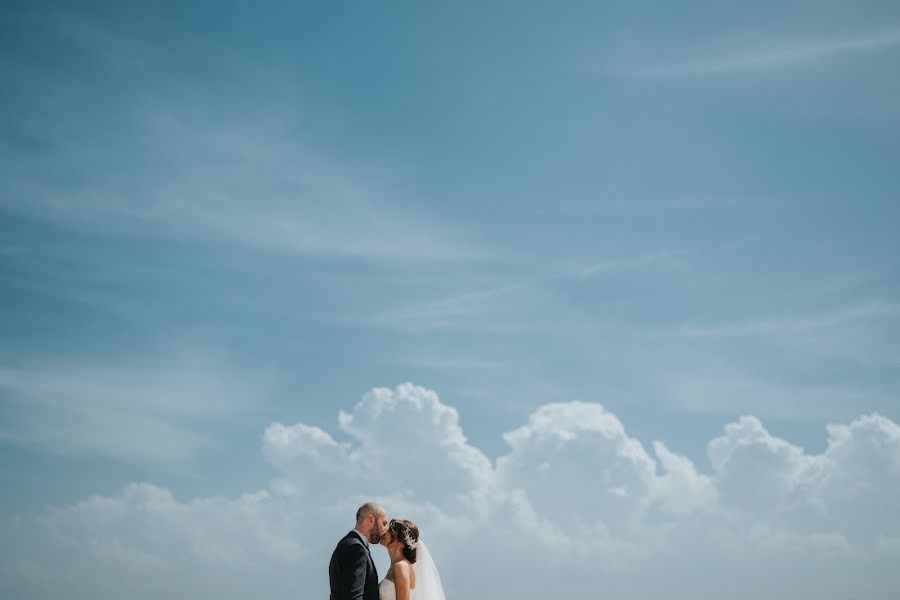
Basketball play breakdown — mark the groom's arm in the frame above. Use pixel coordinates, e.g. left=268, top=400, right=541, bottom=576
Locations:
left=340, top=541, right=368, bottom=600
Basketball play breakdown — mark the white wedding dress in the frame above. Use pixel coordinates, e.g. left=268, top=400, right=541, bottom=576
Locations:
left=378, top=541, right=444, bottom=600
left=378, top=578, right=414, bottom=600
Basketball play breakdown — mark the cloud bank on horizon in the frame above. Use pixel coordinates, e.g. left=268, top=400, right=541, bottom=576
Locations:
left=3, top=383, right=898, bottom=600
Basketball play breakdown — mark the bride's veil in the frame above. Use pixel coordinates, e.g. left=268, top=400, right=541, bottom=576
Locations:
left=412, top=541, right=445, bottom=600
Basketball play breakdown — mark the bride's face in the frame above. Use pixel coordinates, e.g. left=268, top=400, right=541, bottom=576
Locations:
left=379, top=524, right=403, bottom=551
left=379, top=527, right=394, bottom=548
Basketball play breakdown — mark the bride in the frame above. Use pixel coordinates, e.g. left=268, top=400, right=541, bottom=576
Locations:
left=378, top=519, right=445, bottom=600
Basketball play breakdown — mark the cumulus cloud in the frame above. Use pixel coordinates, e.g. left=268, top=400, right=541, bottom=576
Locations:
left=497, top=402, right=656, bottom=534
left=816, top=414, right=900, bottom=541
left=262, top=383, right=493, bottom=507
left=2, top=483, right=307, bottom=600
left=650, top=440, right=717, bottom=518
left=3, top=383, right=899, bottom=600
left=707, top=415, right=816, bottom=516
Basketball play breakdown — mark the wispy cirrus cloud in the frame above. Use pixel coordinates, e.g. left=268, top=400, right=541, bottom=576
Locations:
left=581, top=251, right=677, bottom=276
left=661, top=362, right=896, bottom=421
left=0, top=353, right=263, bottom=462
left=647, top=302, right=900, bottom=419
left=0, top=13, right=479, bottom=264
left=672, top=301, right=900, bottom=372
left=677, top=301, right=900, bottom=339
left=609, top=26, right=900, bottom=77
left=1, top=111, right=479, bottom=262
left=370, top=250, right=681, bottom=333
left=368, top=285, right=523, bottom=332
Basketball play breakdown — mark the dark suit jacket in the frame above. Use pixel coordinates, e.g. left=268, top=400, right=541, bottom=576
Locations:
left=329, top=530, right=379, bottom=600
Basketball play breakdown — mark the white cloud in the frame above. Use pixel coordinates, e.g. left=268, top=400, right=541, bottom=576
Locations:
left=1, top=484, right=306, bottom=600
left=262, top=383, right=493, bottom=507
left=707, top=415, right=816, bottom=515
left=497, top=402, right=656, bottom=534
left=650, top=440, right=717, bottom=518
left=816, top=413, right=900, bottom=541
left=3, top=384, right=900, bottom=600
left=703, top=412, right=900, bottom=546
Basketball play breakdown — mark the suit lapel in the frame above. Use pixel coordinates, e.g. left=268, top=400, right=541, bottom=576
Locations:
left=351, top=531, right=377, bottom=573
left=366, top=543, right=376, bottom=574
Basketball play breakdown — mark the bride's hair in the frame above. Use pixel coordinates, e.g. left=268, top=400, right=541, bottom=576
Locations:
left=388, top=519, right=419, bottom=563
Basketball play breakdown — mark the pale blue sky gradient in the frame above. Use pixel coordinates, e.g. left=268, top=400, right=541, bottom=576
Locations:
left=1, top=0, right=899, bottom=548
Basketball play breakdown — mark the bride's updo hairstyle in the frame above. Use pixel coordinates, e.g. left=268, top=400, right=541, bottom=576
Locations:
left=388, top=518, right=419, bottom=563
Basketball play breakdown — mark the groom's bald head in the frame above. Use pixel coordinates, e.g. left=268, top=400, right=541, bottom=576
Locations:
left=356, top=502, right=382, bottom=523
left=355, top=502, right=388, bottom=544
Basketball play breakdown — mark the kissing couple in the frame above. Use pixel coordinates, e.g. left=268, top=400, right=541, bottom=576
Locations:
left=329, top=502, right=446, bottom=600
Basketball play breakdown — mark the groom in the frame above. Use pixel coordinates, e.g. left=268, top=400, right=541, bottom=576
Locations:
left=329, top=502, right=389, bottom=600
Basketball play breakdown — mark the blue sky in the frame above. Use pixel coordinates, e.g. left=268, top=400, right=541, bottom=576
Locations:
left=2, top=2, right=900, bottom=598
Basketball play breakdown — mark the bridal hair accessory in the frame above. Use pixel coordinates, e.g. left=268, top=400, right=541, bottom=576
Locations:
left=402, top=528, right=418, bottom=549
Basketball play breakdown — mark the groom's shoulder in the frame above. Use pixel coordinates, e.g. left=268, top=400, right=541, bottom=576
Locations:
left=337, top=531, right=363, bottom=548
left=334, top=531, right=367, bottom=559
